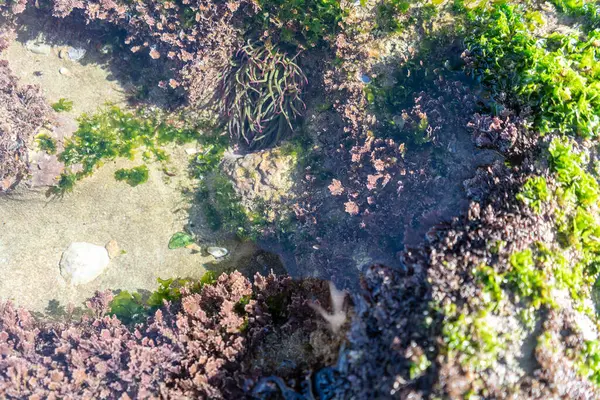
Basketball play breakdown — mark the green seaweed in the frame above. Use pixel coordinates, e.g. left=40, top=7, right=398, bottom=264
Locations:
left=54, top=106, right=204, bottom=194
left=516, top=176, right=550, bottom=214
left=465, top=4, right=600, bottom=138
left=35, top=133, right=57, bottom=155
left=114, top=165, right=149, bottom=187
left=51, top=98, right=74, bottom=112
left=108, top=272, right=217, bottom=325
left=256, top=0, right=346, bottom=47
left=168, top=232, right=195, bottom=249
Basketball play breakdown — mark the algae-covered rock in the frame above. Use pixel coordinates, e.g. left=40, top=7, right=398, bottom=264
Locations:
left=220, top=148, right=297, bottom=222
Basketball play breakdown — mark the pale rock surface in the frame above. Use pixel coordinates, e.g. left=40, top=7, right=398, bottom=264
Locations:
left=60, top=242, right=110, bottom=285
left=105, top=240, right=120, bottom=259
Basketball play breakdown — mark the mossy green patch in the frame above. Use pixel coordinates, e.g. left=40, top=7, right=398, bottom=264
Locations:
left=465, top=4, right=600, bottom=138
left=35, top=133, right=57, bottom=155
left=54, top=106, right=207, bottom=194
left=109, top=272, right=217, bottom=325
left=549, top=0, right=600, bottom=31
left=516, top=176, right=550, bottom=214
left=168, top=232, right=195, bottom=249
left=114, top=165, right=149, bottom=187
left=256, top=0, right=346, bottom=47
left=51, top=98, right=74, bottom=113
left=441, top=303, right=505, bottom=372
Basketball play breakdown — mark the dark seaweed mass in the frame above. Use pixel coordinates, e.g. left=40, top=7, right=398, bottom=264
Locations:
left=0, top=272, right=344, bottom=399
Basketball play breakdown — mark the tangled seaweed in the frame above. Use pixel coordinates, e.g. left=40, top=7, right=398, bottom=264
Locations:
left=216, top=42, right=307, bottom=150
left=0, top=272, right=345, bottom=399
left=0, top=59, right=50, bottom=192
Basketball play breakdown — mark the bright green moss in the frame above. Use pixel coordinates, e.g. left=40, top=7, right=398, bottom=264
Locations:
left=441, top=304, right=504, bottom=371
left=578, top=340, right=600, bottom=385
left=549, top=138, right=599, bottom=207
left=51, top=98, right=74, bottom=112
left=516, top=176, right=550, bottom=214
left=549, top=0, right=600, bottom=31
left=409, top=353, right=431, bottom=380
left=466, top=4, right=600, bottom=138
left=475, top=264, right=504, bottom=304
left=256, top=0, right=346, bottom=47
left=506, top=249, right=553, bottom=309
left=54, top=106, right=204, bottom=193
left=35, top=133, right=57, bottom=155
left=114, top=165, right=149, bottom=187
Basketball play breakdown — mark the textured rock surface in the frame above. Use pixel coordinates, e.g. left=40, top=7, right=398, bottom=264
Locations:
left=221, top=148, right=297, bottom=221
left=104, top=240, right=120, bottom=259
left=59, top=242, right=110, bottom=285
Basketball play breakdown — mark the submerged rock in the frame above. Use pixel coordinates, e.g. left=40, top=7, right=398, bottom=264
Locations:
left=27, top=152, right=63, bottom=187
left=207, top=246, right=228, bottom=258
left=59, top=242, right=110, bottom=285
left=221, top=148, right=296, bottom=222
left=105, top=240, right=120, bottom=259
left=25, top=41, right=51, bottom=55
left=67, top=46, right=86, bottom=61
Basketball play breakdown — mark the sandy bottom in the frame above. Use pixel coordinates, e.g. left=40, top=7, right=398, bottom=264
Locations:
left=0, top=16, right=224, bottom=313
left=0, top=158, right=215, bottom=313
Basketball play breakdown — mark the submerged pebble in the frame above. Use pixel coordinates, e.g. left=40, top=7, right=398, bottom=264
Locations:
left=59, top=242, right=110, bottom=285
left=68, top=46, right=87, bottom=61
left=26, top=41, right=51, bottom=55
left=207, top=246, right=229, bottom=258
left=105, top=240, right=120, bottom=259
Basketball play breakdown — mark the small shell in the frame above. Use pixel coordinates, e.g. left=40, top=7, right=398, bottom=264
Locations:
left=206, top=246, right=228, bottom=259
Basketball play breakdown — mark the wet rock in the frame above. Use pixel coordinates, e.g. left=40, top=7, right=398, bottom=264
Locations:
left=105, top=240, right=120, bottom=259
left=27, top=152, right=63, bottom=187
left=207, top=246, right=228, bottom=258
left=0, top=177, right=17, bottom=192
left=59, top=242, right=110, bottom=285
left=25, top=41, right=51, bottom=55
left=221, top=148, right=296, bottom=221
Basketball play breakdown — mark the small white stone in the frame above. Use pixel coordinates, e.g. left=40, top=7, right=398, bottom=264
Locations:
left=59, top=242, right=110, bottom=285
left=206, top=246, right=228, bottom=258
left=67, top=47, right=87, bottom=61
left=59, top=67, right=71, bottom=76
